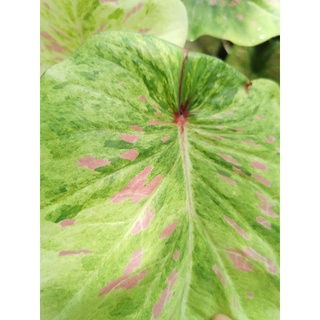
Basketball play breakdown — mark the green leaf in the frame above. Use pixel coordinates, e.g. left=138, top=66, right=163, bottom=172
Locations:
left=181, top=0, right=280, bottom=46
left=40, top=0, right=188, bottom=74
left=226, top=38, right=280, bottom=84
left=41, top=32, right=280, bottom=319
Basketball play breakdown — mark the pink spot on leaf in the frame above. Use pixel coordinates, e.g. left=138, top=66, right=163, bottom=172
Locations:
left=148, top=120, right=168, bottom=126
left=218, top=153, right=241, bottom=166
left=152, top=269, right=177, bottom=319
left=139, top=95, right=147, bottom=102
left=213, top=264, right=226, bottom=286
left=131, top=207, right=155, bottom=236
left=233, top=297, right=237, bottom=309
left=232, top=167, right=247, bottom=177
left=60, top=219, right=76, bottom=227
left=210, top=0, right=217, bottom=5
left=256, top=193, right=278, bottom=217
left=124, top=248, right=143, bottom=276
left=78, top=155, right=110, bottom=170
left=161, top=136, right=170, bottom=142
left=226, top=249, right=253, bottom=272
left=98, top=248, right=146, bottom=296
left=59, top=249, right=91, bottom=256
left=173, top=250, right=179, bottom=261
left=244, top=81, right=252, bottom=93
left=160, top=221, right=178, bottom=239
left=124, top=2, right=144, bottom=22
left=138, top=28, right=150, bottom=34
left=242, top=140, right=260, bottom=147
left=119, top=133, right=140, bottom=143
left=276, top=148, right=280, bottom=153
left=256, top=115, right=265, bottom=120
left=217, top=173, right=237, bottom=186
left=120, top=149, right=139, bottom=161
left=233, top=127, right=243, bottom=131
left=256, top=216, right=271, bottom=229
left=224, top=216, right=249, bottom=240
left=97, top=23, right=106, bottom=33
left=225, top=110, right=234, bottom=115
left=43, top=2, right=50, bottom=8
left=246, top=291, right=254, bottom=298
left=111, top=166, right=162, bottom=203
left=131, top=125, right=143, bottom=132
left=253, top=173, right=271, bottom=187
left=244, top=247, right=278, bottom=275
left=216, top=125, right=224, bottom=130
left=250, top=161, right=267, bottom=170
left=41, top=32, right=67, bottom=54
left=266, top=136, right=276, bottom=143
left=236, top=13, right=244, bottom=20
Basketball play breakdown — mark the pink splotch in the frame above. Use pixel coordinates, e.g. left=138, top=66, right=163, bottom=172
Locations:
left=60, top=219, right=76, bottom=227
left=233, top=297, right=238, bottom=309
left=131, top=125, right=143, bottom=132
left=210, top=0, right=217, bottom=5
left=41, top=32, right=67, bottom=54
left=213, top=264, right=226, bottom=286
left=59, top=249, right=91, bottom=256
left=111, top=166, right=162, bottom=203
left=256, top=193, right=278, bottom=217
left=124, top=248, right=143, bottom=276
left=124, top=2, right=144, bottom=22
left=43, top=2, right=50, bottom=9
left=161, top=136, right=170, bottom=142
left=118, top=133, right=140, bottom=143
left=216, top=125, right=224, bottom=130
left=148, top=120, right=168, bottom=126
left=217, top=173, right=237, bottom=186
left=276, top=148, right=280, bottom=153
left=233, top=127, right=243, bottom=131
left=244, top=247, right=278, bottom=275
left=232, top=167, right=247, bottom=177
left=226, top=249, right=253, bottom=272
left=250, top=161, right=267, bottom=171
left=139, top=95, right=147, bottom=102
left=131, top=207, right=155, bottom=236
left=224, top=216, right=249, bottom=240
left=218, top=153, right=241, bottom=166
left=152, top=269, right=177, bottom=319
left=78, top=155, right=110, bottom=170
left=253, top=173, right=271, bottom=187
left=160, top=221, right=178, bottom=239
left=236, top=13, right=244, bottom=20
left=246, top=291, right=254, bottom=298
left=98, top=269, right=147, bottom=296
left=265, top=136, right=276, bottom=143
left=98, top=248, right=147, bottom=296
left=97, top=23, right=106, bottom=33
left=138, top=28, right=150, bottom=34
left=242, top=140, right=260, bottom=147
left=225, top=110, right=234, bottom=115
left=256, top=115, right=265, bottom=120
left=120, top=149, right=139, bottom=161
left=173, top=250, right=179, bottom=261
left=256, top=216, right=271, bottom=229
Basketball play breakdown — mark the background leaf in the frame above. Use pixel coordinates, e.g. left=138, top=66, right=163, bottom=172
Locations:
left=226, top=37, right=280, bottom=84
left=41, top=32, right=280, bottom=319
left=40, top=0, right=188, bottom=74
left=181, top=0, right=280, bottom=46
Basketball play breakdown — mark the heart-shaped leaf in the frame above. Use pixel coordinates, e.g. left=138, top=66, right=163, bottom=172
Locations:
left=41, top=32, right=279, bottom=319
left=40, top=0, right=188, bottom=74
left=181, top=0, right=280, bottom=46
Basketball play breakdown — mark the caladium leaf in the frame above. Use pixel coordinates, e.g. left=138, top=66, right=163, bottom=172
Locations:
left=181, top=0, right=280, bottom=46
left=40, top=0, right=188, bottom=74
left=41, top=32, right=280, bottom=319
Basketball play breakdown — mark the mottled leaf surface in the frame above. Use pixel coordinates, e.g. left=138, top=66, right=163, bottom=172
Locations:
left=182, top=0, right=280, bottom=46
left=41, top=32, right=280, bottom=320
left=40, top=0, right=188, bottom=74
